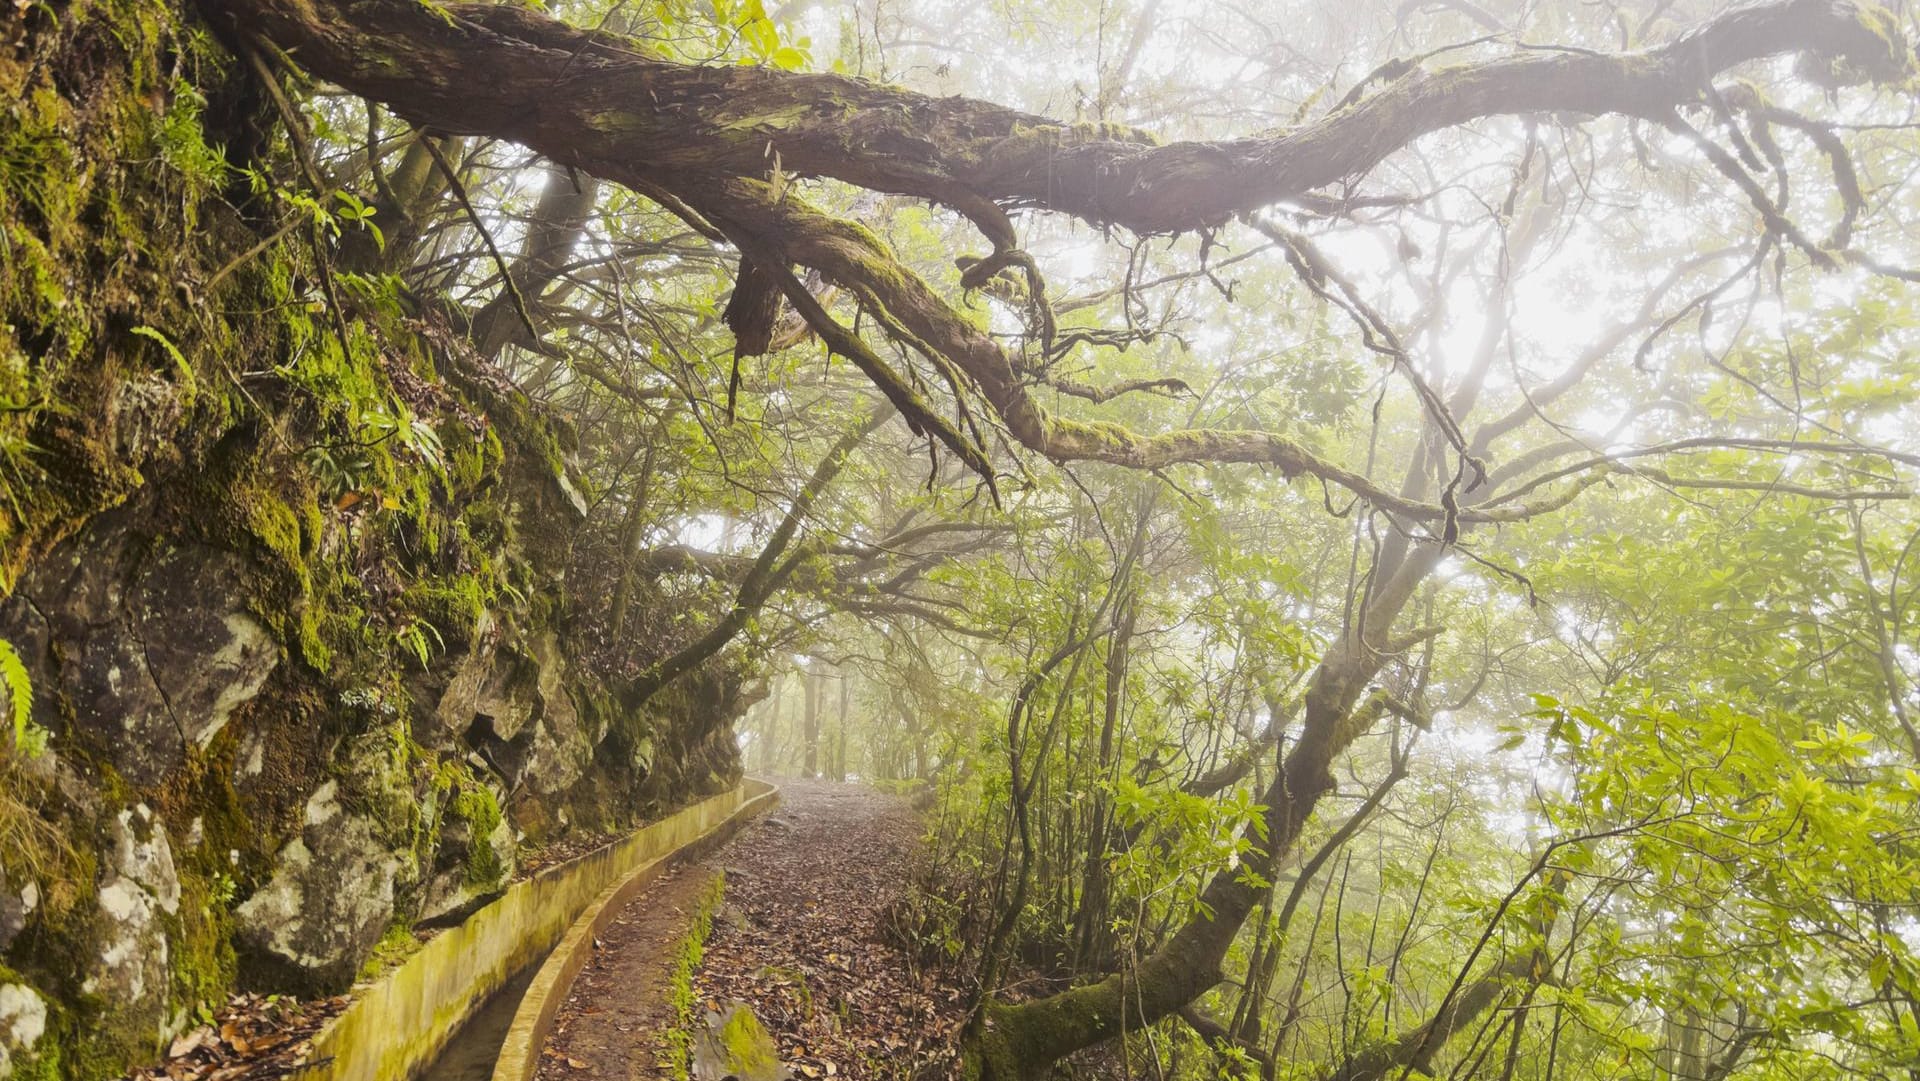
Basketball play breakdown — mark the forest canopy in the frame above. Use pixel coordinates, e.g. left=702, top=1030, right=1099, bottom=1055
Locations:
left=6, top=0, right=1920, bottom=1077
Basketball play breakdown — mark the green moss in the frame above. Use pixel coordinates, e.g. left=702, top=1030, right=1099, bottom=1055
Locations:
left=169, top=867, right=239, bottom=1023
left=354, top=923, right=423, bottom=983
left=295, top=604, right=334, bottom=673
left=400, top=573, right=489, bottom=647
left=718, top=1006, right=779, bottom=1073
left=245, top=490, right=307, bottom=574
left=447, top=423, right=502, bottom=490
left=663, top=873, right=725, bottom=1080
left=450, top=783, right=504, bottom=886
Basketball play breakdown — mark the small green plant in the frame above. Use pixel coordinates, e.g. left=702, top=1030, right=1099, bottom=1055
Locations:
left=0, top=422, right=39, bottom=533
left=394, top=618, right=444, bottom=668
left=663, top=873, right=726, bottom=1081
left=303, top=441, right=374, bottom=499
left=0, top=636, right=43, bottom=758
left=331, top=192, right=385, bottom=252
left=365, top=403, right=448, bottom=475
left=0, top=636, right=63, bottom=889
left=154, top=79, right=231, bottom=191
left=129, top=324, right=197, bottom=407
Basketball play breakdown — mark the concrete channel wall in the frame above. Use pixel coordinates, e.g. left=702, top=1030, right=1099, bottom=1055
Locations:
left=298, top=779, right=779, bottom=1081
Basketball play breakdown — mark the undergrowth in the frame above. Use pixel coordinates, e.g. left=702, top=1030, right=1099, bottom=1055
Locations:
left=662, top=872, right=726, bottom=1081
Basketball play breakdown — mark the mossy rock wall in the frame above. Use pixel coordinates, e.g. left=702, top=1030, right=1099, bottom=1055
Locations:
left=0, top=3, right=752, bottom=1077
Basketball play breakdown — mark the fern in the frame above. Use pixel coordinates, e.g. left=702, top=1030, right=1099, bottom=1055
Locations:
left=0, top=637, right=32, bottom=753
left=130, top=324, right=198, bottom=407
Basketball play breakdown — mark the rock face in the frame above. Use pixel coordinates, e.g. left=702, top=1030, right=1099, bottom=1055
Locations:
left=0, top=521, right=280, bottom=787
left=416, top=800, right=516, bottom=926
left=235, top=783, right=403, bottom=993
left=0, top=984, right=50, bottom=1080
left=0, top=318, right=754, bottom=1081
left=82, top=806, right=182, bottom=1045
left=0, top=0, right=756, bottom=1075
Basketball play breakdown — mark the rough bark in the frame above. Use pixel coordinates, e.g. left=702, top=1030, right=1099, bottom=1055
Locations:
left=802, top=667, right=823, bottom=779
left=1318, top=956, right=1533, bottom=1081
left=209, top=0, right=1905, bottom=234
left=468, top=161, right=601, bottom=357
left=208, top=0, right=1911, bottom=514
left=1070, top=595, right=1133, bottom=974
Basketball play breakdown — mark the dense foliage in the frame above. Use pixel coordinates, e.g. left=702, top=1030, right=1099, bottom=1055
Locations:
left=6, top=0, right=1920, bottom=1078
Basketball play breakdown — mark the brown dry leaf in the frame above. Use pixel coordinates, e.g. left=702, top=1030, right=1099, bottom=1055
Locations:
left=166, top=1027, right=212, bottom=1059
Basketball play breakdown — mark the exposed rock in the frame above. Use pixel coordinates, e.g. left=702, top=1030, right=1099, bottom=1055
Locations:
left=231, top=729, right=268, bottom=783
left=0, top=881, right=34, bottom=953
left=0, top=519, right=279, bottom=786
left=233, top=783, right=401, bottom=993
left=420, top=610, right=497, bottom=740
left=131, top=545, right=279, bottom=753
left=0, top=982, right=49, bottom=1079
left=338, top=726, right=423, bottom=853
left=83, top=805, right=180, bottom=1045
left=416, top=806, right=515, bottom=925
left=693, top=1002, right=787, bottom=1081
left=436, top=629, right=602, bottom=800
left=110, top=374, right=187, bottom=462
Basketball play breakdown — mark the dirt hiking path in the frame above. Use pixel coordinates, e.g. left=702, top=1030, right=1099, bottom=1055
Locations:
left=536, top=780, right=965, bottom=1080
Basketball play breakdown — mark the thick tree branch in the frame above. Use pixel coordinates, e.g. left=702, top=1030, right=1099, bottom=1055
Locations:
left=212, top=0, right=1906, bottom=234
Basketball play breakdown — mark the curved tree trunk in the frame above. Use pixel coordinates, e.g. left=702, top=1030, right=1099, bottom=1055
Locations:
left=193, top=5, right=1918, bottom=1077
left=968, top=546, right=1441, bottom=1078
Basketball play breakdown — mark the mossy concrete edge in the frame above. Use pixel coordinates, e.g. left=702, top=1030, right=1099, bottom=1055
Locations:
left=291, top=779, right=779, bottom=1081
left=488, top=779, right=779, bottom=1081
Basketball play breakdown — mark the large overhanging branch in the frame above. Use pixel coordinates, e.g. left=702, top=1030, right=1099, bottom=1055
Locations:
left=215, top=0, right=1915, bottom=521
left=214, top=0, right=1904, bottom=234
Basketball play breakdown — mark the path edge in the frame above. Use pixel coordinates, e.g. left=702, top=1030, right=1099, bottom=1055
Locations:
left=293, top=778, right=779, bottom=1081
left=489, top=778, right=781, bottom=1081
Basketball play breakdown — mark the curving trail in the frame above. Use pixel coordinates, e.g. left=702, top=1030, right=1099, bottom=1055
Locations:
left=536, top=780, right=965, bottom=1079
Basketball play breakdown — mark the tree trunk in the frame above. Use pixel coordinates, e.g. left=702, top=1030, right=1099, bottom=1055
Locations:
left=1071, top=594, right=1133, bottom=974
left=833, top=674, right=850, bottom=782
left=757, top=674, right=782, bottom=774
left=625, top=404, right=890, bottom=706
left=969, top=546, right=1441, bottom=1079
left=469, top=160, right=599, bottom=357
left=802, top=667, right=822, bottom=779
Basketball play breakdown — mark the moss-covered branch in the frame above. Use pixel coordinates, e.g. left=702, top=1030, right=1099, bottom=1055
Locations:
left=208, top=0, right=1907, bottom=233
